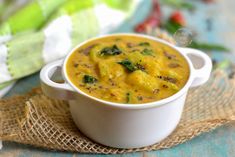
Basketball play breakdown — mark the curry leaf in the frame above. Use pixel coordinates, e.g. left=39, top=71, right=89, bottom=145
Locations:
left=189, top=41, right=230, bottom=52
left=83, top=75, right=97, bottom=84
left=160, top=0, right=195, bottom=10
left=139, top=42, right=150, bottom=46
left=141, top=48, right=153, bottom=56
left=118, top=59, right=137, bottom=72
left=100, top=45, right=122, bottom=56
left=163, top=20, right=181, bottom=34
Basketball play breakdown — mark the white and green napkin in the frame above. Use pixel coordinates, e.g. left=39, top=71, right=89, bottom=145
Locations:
left=0, top=0, right=142, bottom=96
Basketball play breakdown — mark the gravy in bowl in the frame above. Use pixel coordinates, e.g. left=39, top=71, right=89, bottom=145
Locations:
left=66, top=35, right=189, bottom=104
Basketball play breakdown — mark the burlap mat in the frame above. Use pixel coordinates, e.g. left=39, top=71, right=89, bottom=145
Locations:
left=0, top=70, right=235, bottom=154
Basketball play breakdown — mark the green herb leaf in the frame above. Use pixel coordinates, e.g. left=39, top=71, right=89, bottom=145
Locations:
left=118, top=59, right=137, bottom=72
left=189, top=41, right=230, bottom=52
left=163, top=20, right=182, bottom=34
left=141, top=48, right=153, bottom=56
left=181, top=2, right=195, bottom=10
left=83, top=75, right=97, bottom=84
left=139, top=42, right=150, bottom=46
left=100, top=45, right=122, bottom=56
left=161, top=0, right=195, bottom=10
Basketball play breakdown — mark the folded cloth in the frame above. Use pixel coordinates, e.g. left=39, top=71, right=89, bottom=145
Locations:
left=0, top=0, right=142, bottom=91
left=0, top=0, right=67, bottom=43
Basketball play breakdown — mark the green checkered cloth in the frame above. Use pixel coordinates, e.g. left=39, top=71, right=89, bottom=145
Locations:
left=0, top=0, right=141, bottom=91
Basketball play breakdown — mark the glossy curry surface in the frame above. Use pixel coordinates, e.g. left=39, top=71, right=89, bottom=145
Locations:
left=66, top=35, right=189, bottom=104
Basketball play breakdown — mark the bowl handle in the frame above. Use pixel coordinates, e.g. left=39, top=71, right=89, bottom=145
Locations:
left=178, top=47, right=212, bottom=87
left=40, top=59, right=76, bottom=100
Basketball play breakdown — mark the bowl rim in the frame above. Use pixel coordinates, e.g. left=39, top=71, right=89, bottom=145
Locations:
left=62, top=33, right=195, bottom=109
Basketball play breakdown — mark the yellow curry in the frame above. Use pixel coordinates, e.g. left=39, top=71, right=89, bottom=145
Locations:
left=66, top=35, right=189, bottom=104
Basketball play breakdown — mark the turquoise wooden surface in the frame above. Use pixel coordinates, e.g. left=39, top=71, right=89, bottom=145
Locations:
left=1, top=0, right=235, bottom=156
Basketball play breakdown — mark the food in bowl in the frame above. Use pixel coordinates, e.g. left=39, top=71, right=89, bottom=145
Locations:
left=66, top=35, right=189, bottom=104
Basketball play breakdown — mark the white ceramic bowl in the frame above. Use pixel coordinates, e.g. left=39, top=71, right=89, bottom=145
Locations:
left=40, top=33, right=212, bottom=149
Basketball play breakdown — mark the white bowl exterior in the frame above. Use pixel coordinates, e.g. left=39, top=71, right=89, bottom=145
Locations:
left=64, top=34, right=192, bottom=148
left=69, top=93, right=186, bottom=148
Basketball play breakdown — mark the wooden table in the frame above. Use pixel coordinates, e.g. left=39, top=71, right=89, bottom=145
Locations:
left=1, top=0, right=235, bottom=156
